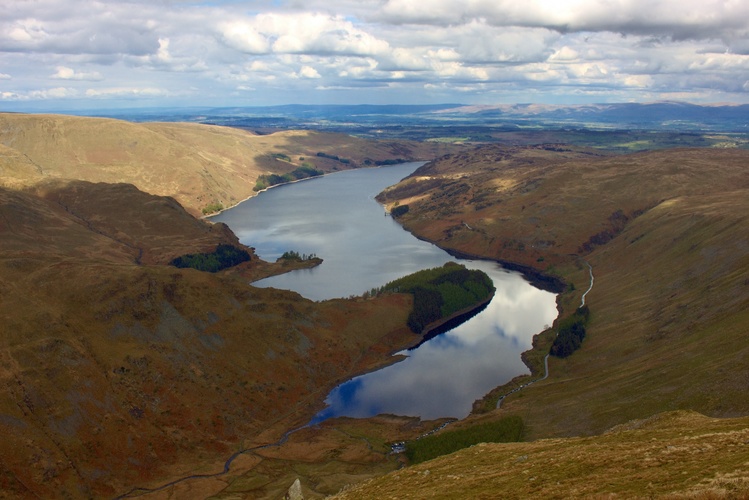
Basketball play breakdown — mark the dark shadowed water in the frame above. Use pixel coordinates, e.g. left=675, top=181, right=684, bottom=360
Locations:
left=212, top=163, right=557, bottom=421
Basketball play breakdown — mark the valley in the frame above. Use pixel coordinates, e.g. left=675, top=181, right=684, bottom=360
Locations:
left=1, top=110, right=748, bottom=498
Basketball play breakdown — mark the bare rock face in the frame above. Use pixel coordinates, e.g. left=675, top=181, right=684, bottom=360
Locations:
left=285, top=478, right=303, bottom=500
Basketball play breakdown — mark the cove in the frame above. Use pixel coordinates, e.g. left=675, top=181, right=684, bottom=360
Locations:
left=212, top=163, right=558, bottom=422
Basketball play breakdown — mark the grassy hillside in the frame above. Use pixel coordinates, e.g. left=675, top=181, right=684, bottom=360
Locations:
left=335, top=146, right=749, bottom=498
left=0, top=114, right=462, bottom=496
left=332, top=411, right=749, bottom=498
left=0, top=181, right=419, bottom=497
left=0, top=113, right=457, bottom=215
left=376, top=145, right=749, bottom=439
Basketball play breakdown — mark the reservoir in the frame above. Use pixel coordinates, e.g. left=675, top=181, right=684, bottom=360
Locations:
left=212, top=163, right=557, bottom=421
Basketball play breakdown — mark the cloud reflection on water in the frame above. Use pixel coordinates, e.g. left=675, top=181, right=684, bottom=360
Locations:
left=315, top=266, right=557, bottom=421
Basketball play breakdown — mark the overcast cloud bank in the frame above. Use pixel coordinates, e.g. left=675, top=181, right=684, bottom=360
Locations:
left=1, top=0, right=748, bottom=108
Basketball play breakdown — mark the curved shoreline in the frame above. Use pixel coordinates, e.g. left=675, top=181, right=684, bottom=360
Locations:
left=496, top=260, right=593, bottom=409
left=442, top=247, right=566, bottom=293
left=410, top=293, right=494, bottom=349
left=114, top=293, right=494, bottom=499
left=204, top=161, right=428, bottom=219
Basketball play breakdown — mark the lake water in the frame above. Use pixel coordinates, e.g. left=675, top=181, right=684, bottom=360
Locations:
left=212, top=163, right=557, bottom=421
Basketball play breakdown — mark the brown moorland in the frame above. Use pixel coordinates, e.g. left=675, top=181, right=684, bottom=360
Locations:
left=0, top=154, right=426, bottom=495
left=3, top=114, right=749, bottom=498
left=378, top=144, right=749, bottom=434
left=0, top=113, right=465, bottom=498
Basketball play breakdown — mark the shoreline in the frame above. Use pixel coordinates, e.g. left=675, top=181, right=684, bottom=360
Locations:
left=442, top=247, right=566, bottom=293
left=204, top=161, right=428, bottom=219
left=410, top=292, right=494, bottom=349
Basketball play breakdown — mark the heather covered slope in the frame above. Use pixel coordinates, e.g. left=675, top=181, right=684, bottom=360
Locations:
left=0, top=181, right=416, bottom=497
left=332, top=411, right=749, bottom=499
left=0, top=113, right=456, bottom=215
left=377, top=146, right=749, bottom=437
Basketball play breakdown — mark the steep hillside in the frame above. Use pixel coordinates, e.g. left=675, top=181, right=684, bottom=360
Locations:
left=0, top=113, right=456, bottom=215
left=377, top=145, right=749, bottom=438
left=0, top=181, right=416, bottom=497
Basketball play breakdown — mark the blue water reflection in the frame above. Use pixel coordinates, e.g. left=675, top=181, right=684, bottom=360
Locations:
left=311, top=262, right=556, bottom=422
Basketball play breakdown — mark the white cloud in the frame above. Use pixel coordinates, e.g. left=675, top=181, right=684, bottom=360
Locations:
left=0, top=73, right=10, bottom=80
left=298, top=65, right=321, bottom=79
left=623, top=75, right=654, bottom=88
left=219, top=21, right=270, bottom=54
left=85, top=87, right=170, bottom=98
left=1, top=87, right=81, bottom=100
left=51, top=66, right=103, bottom=81
left=217, top=13, right=390, bottom=57
left=550, top=46, right=580, bottom=62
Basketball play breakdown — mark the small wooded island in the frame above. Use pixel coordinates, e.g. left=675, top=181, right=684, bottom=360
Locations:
left=371, top=262, right=495, bottom=333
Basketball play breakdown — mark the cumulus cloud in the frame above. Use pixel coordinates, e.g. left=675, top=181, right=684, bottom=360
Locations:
left=51, top=66, right=103, bottom=81
left=297, top=65, right=321, bottom=79
left=218, top=13, right=390, bottom=57
left=0, top=87, right=80, bottom=100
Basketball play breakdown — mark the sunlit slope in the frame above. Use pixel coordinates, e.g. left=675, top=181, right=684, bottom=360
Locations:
left=0, top=113, right=455, bottom=215
left=377, top=146, right=749, bottom=436
left=332, top=411, right=749, bottom=499
left=0, top=181, right=414, bottom=497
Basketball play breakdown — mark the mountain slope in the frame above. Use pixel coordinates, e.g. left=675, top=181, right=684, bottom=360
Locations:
left=377, top=145, right=749, bottom=437
left=0, top=181, right=416, bottom=497
left=0, top=113, right=456, bottom=215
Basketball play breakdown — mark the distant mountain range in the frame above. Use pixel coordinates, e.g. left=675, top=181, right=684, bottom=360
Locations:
left=444, top=101, right=749, bottom=130
left=68, top=101, right=749, bottom=132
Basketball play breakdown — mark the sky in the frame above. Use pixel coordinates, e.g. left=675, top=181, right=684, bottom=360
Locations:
left=2, top=0, right=749, bottom=110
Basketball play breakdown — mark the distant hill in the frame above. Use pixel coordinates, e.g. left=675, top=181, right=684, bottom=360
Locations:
left=439, top=101, right=749, bottom=131
left=73, top=101, right=749, bottom=134
left=0, top=113, right=457, bottom=215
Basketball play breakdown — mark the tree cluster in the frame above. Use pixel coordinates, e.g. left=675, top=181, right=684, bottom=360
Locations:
left=550, top=305, right=590, bottom=358
left=253, top=165, right=324, bottom=191
left=377, top=262, right=495, bottom=333
left=279, top=250, right=317, bottom=261
left=201, top=201, right=224, bottom=215
left=170, top=244, right=250, bottom=273
left=404, top=416, right=524, bottom=464
left=391, top=204, right=410, bottom=218
left=316, top=151, right=351, bottom=164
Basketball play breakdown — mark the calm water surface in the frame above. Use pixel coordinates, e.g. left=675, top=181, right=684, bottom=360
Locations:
left=212, top=163, right=557, bottom=421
